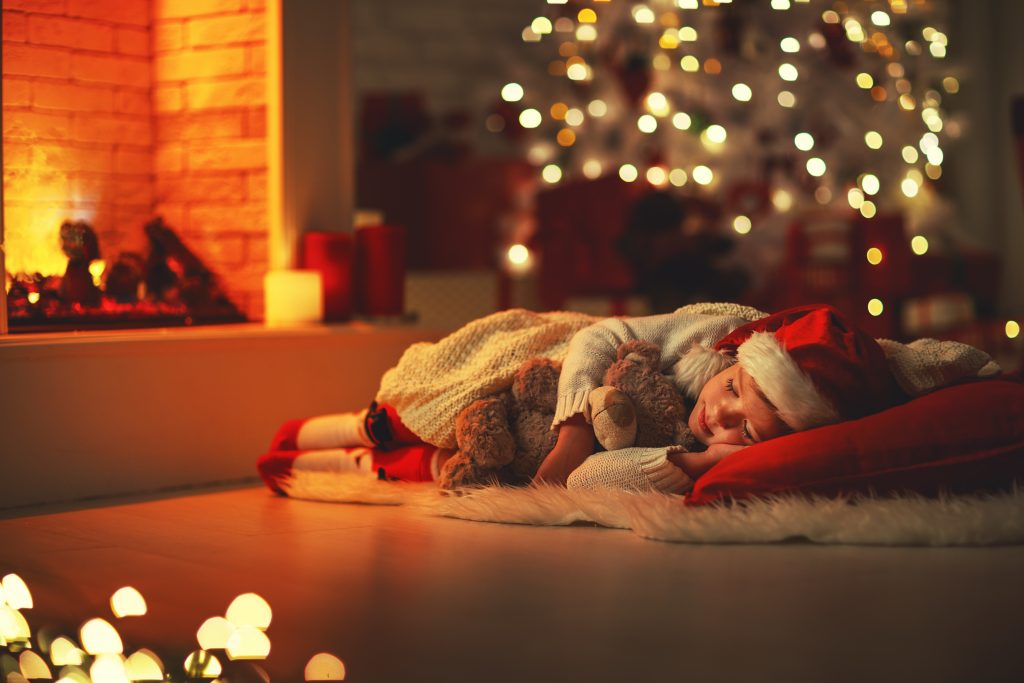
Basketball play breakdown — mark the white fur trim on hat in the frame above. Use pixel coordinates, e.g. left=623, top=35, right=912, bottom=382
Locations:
left=672, top=344, right=735, bottom=400
left=737, top=331, right=840, bottom=431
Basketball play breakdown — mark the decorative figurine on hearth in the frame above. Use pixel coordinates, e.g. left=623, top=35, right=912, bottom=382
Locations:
left=58, top=219, right=101, bottom=307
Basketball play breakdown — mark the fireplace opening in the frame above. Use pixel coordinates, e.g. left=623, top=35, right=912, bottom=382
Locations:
left=3, top=0, right=270, bottom=334
left=5, top=216, right=245, bottom=332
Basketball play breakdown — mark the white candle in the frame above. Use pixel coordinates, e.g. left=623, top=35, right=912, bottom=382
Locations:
left=263, top=269, right=323, bottom=325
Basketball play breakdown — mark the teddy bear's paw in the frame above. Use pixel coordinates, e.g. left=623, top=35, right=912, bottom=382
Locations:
left=589, top=386, right=637, bottom=451
left=438, top=452, right=498, bottom=490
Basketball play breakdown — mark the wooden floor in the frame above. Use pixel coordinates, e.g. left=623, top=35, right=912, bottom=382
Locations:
left=3, top=485, right=1024, bottom=682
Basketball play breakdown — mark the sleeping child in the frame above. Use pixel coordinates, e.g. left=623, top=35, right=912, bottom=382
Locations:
left=259, top=303, right=999, bottom=495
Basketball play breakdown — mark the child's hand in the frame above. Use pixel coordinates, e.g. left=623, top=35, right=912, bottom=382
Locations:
left=667, top=442, right=744, bottom=480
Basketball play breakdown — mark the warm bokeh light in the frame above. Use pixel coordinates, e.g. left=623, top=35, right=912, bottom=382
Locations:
left=500, top=83, right=524, bottom=102
left=578, top=8, right=596, bottom=23
left=733, top=215, right=752, bottom=234
left=680, top=55, right=700, bottom=72
left=672, top=112, right=692, bottom=130
left=860, top=200, right=878, bottom=218
left=692, top=165, right=714, bottom=186
left=305, top=653, right=347, bottom=681
left=1006, top=321, right=1021, bottom=339
left=866, top=247, right=883, bottom=265
left=780, top=36, right=800, bottom=52
left=564, top=108, right=584, bottom=126
left=806, top=157, right=826, bottom=177
left=81, top=618, right=124, bottom=655
left=777, top=91, right=796, bottom=107
left=556, top=129, right=576, bottom=147
left=645, top=91, right=670, bottom=116
left=911, top=235, right=929, bottom=255
left=531, top=17, right=553, bottom=35
left=732, top=83, right=752, bottom=101
left=868, top=298, right=885, bottom=316
left=902, top=177, right=920, bottom=198
left=772, top=189, right=794, bottom=212
left=587, top=99, right=607, bottom=117
left=778, top=63, right=798, bottom=81
left=111, top=587, right=147, bottom=618
left=637, top=114, right=658, bottom=133
left=618, top=164, right=639, bottom=183
left=0, top=606, right=31, bottom=642
left=669, top=168, right=687, bottom=187
left=519, top=109, right=542, bottom=128
left=704, top=124, right=727, bottom=144
left=794, top=132, right=814, bottom=151
left=646, top=166, right=668, bottom=186
left=860, top=174, right=880, bottom=195
left=865, top=131, right=884, bottom=149
left=848, top=188, right=865, bottom=209
left=582, top=159, right=602, bottom=179
left=225, top=625, right=271, bottom=660
left=856, top=72, right=874, bottom=89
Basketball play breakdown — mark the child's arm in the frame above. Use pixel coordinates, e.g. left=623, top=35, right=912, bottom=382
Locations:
left=533, top=414, right=596, bottom=485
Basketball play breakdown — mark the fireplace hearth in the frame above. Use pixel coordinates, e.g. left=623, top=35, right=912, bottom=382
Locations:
left=5, top=217, right=245, bottom=333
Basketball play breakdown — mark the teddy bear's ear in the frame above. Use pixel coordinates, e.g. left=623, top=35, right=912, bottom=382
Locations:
left=672, top=344, right=734, bottom=399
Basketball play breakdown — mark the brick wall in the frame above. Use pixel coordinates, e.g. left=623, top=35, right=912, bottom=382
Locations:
left=2, top=0, right=267, bottom=320
left=3, top=0, right=153, bottom=277
left=152, top=0, right=267, bottom=319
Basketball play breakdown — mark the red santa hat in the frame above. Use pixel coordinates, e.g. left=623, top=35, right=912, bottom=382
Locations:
left=673, top=305, right=906, bottom=431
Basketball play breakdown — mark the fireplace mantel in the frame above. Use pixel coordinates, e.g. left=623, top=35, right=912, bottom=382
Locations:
left=0, top=322, right=442, bottom=512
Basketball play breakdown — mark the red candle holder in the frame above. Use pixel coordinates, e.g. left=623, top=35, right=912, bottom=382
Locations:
left=301, top=231, right=353, bottom=322
left=354, top=224, right=406, bottom=317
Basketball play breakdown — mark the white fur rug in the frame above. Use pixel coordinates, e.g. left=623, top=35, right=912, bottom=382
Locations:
left=283, top=471, right=1024, bottom=546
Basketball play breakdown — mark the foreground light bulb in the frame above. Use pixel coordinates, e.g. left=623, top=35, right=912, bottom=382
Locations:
left=184, top=650, right=222, bottom=678
left=225, top=625, right=271, bottom=661
left=125, top=649, right=164, bottom=681
left=2, top=575, right=32, bottom=609
left=81, top=618, right=123, bottom=655
left=51, top=637, right=86, bottom=666
left=305, top=653, right=347, bottom=681
left=19, top=651, right=51, bottom=680
left=226, top=593, right=272, bottom=630
left=111, top=587, right=146, bottom=618
left=90, top=654, right=130, bottom=683
left=197, top=616, right=236, bottom=650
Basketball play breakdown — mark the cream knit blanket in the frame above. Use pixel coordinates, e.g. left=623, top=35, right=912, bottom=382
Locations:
left=377, top=309, right=597, bottom=448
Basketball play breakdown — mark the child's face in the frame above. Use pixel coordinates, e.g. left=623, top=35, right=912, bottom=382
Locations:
left=688, top=363, right=789, bottom=447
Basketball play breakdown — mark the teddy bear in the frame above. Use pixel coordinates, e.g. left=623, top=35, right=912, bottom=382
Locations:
left=437, top=339, right=699, bottom=489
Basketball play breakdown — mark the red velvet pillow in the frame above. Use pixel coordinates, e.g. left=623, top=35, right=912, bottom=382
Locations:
left=687, top=378, right=1024, bottom=505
